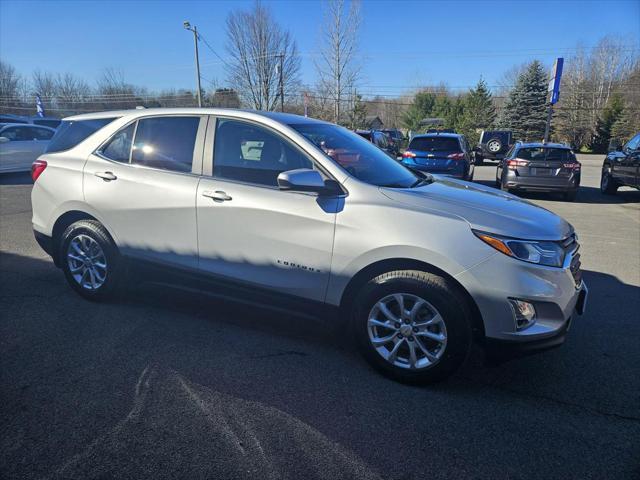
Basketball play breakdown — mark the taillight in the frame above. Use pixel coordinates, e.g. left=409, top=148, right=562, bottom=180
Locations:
left=31, top=160, right=47, bottom=181
left=402, top=151, right=416, bottom=159
left=507, top=159, right=529, bottom=169
left=447, top=152, right=465, bottom=160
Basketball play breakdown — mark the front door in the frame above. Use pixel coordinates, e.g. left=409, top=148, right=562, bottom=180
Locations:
left=196, top=117, right=339, bottom=302
left=84, top=115, right=206, bottom=269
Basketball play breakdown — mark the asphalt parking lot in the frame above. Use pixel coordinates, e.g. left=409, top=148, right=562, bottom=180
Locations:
left=1, top=154, right=639, bottom=480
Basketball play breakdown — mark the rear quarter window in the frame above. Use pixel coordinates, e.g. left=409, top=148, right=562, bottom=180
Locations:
left=45, top=118, right=117, bottom=153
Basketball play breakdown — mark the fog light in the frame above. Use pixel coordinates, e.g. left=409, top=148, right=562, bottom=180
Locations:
left=509, top=299, right=536, bottom=330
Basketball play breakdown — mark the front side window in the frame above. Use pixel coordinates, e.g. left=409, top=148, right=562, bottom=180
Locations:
left=46, top=118, right=116, bottom=153
left=291, top=123, right=420, bottom=188
left=31, top=127, right=55, bottom=140
left=131, top=116, right=199, bottom=172
left=100, top=123, right=135, bottom=162
left=213, top=118, right=313, bottom=187
left=625, top=134, right=640, bottom=151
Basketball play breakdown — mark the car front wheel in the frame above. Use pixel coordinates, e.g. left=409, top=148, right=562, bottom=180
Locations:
left=60, top=220, right=123, bottom=301
left=600, top=166, right=619, bottom=195
left=352, top=270, right=472, bottom=384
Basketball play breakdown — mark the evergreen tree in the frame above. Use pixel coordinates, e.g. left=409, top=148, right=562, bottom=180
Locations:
left=402, top=91, right=437, bottom=131
left=500, top=61, right=548, bottom=141
left=611, top=106, right=635, bottom=142
left=348, top=93, right=367, bottom=129
left=590, top=93, right=624, bottom=153
left=459, top=78, right=496, bottom=144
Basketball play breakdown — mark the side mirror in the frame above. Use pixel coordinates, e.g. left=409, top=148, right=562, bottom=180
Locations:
left=277, top=168, right=338, bottom=195
left=0, top=137, right=9, bottom=144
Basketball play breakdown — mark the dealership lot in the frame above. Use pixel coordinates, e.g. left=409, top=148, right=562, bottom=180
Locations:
left=1, top=155, right=639, bottom=479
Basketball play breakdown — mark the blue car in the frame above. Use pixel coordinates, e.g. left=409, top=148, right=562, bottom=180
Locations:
left=402, top=132, right=475, bottom=181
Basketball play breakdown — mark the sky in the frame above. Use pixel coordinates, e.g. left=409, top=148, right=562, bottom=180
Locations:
left=1, top=0, right=639, bottom=97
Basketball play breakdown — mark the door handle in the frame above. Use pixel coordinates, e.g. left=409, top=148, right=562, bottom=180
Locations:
left=202, top=190, right=232, bottom=202
left=95, top=171, right=117, bottom=181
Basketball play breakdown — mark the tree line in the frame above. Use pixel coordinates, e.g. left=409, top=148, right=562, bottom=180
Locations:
left=0, top=0, right=638, bottom=152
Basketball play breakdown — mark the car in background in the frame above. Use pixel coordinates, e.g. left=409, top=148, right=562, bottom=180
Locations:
left=401, top=132, right=474, bottom=180
left=475, top=130, right=513, bottom=165
left=31, top=117, right=62, bottom=129
left=0, top=114, right=30, bottom=124
left=496, top=142, right=580, bottom=201
left=0, top=124, right=57, bottom=173
left=0, top=114, right=61, bottom=129
left=382, top=128, right=405, bottom=152
left=600, top=132, right=640, bottom=195
left=355, top=129, right=397, bottom=157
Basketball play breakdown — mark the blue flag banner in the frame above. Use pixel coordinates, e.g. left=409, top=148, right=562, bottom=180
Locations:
left=36, top=94, right=45, bottom=117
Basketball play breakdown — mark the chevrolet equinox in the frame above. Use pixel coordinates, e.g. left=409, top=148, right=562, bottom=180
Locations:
left=31, top=109, right=588, bottom=383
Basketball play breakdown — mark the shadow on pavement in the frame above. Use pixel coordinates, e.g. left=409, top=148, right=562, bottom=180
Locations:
left=0, top=172, right=32, bottom=186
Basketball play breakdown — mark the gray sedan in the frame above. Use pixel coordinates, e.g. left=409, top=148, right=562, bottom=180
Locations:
left=0, top=123, right=56, bottom=174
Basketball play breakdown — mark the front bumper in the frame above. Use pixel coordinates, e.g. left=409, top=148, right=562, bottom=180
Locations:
left=455, top=249, right=587, bottom=348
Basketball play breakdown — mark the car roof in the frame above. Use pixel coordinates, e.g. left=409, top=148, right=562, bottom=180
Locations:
left=64, top=108, right=329, bottom=126
left=516, top=142, right=570, bottom=149
left=0, top=122, right=55, bottom=129
left=412, top=133, right=461, bottom=139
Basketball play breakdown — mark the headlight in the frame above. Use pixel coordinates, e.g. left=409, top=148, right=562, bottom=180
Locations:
left=474, top=231, right=565, bottom=267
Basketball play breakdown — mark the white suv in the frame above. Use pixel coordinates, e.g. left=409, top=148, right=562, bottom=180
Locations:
left=31, top=108, right=587, bottom=383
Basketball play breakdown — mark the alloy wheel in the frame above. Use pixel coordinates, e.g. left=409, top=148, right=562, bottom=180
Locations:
left=66, top=234, right=108, bottom=290
left=367, top=293, right=447, bottom=370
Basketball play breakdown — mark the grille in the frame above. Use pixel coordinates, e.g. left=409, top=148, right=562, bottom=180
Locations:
left=562, top=233, right=582, bottom=287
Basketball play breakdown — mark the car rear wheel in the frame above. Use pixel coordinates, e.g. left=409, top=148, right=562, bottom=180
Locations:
left=60, top=220, right=123, bottom=301
left=352, top=270, right=472, bottom=384
left=600, top=166, right=619, bottom=195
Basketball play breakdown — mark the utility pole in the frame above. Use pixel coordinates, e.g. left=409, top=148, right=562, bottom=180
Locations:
left=543, top=104, right=553, bottom=143
left=183, top=21, right=202, bottom=108
left=277, top=54, right=284, bottom=112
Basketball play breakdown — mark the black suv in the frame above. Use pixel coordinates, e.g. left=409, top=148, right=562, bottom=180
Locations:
left=600, top=132, right=640, bottom=195
left=475, top=130, right=513, bottom=165
left=382, top=129, right=405, bottom=152
left=496, top=142, right=581, bottom=201
left=355, top=129, right=398, bottom=158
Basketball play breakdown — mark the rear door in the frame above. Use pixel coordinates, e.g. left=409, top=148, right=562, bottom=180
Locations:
left=84, top=115, right=206, bottom=269
left=408, top=136, right=463, bottom=173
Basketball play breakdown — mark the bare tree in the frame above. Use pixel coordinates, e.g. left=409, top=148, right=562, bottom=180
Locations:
left=32, top=70, right=57, bottom=99
left=225, top=1, right=301, bottom=110
left=0, top=61, right=22, bottom=100
left=55, top=73, right=91, bottom=112
left=315, top=0, right=361, bottom=124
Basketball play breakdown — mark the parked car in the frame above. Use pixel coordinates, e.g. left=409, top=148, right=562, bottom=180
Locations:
left=600, top=132, right=640, bottom=195
left=0, top=114, right=30, bottom=124
left=382, top=128, right=405, bottom=152
left=31, top=108, right=587, bottom=384
left=475, top=130, right=513, bottom=165
left=401, top=132, right=475, bottom=180
left=495, top=142, right=581, bottom=201
left=355, top=129, right=397, bottom=157
left=31, top=117, right=62, bottom=129
left=0, top=124, right=56, bottom=173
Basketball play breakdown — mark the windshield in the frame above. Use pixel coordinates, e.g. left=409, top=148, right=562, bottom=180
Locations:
left=409, top=136, right=461, bottom=152
left=516, top=147, right=572, bottom=162
left=290, top=123, right=420, bottom=188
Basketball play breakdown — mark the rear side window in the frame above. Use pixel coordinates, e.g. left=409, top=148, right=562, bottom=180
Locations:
left=409, top=136, right=461, bottom=152
left=30, top=127, right=54, bottom=140
left=131, top=116, right=199, bottom=173
left=45, top=118, right=116, bottom=153
left=0, top=126, right=27, bottom=141
left=100, top=123, right=135, bottom=162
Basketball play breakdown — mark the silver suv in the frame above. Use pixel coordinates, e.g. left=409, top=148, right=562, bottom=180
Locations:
left=31, top=109, right=588, bottom=383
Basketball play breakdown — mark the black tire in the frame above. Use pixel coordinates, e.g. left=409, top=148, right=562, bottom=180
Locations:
left=600, top=166, right=618, bottom=195
left=59, top=220, right=123, bottom=301
left=563, top=190, right=578, bottom=202
left=351, top=270, right=472, bottom=384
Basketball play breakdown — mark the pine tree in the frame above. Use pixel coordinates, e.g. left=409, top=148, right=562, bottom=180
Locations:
left=501, top=61, right=548, bottom=141
left=611, top=106, right=635, bottom=142
left=459, top=78, right=496, bottom=144
left=590, top=93, right=624, bottom=153
left=402, top=91, right=437, bottom=131
left=348, top=93, right=367, bottom=129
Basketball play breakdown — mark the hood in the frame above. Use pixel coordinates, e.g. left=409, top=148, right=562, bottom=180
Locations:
left=380, top=177, right=573, bottom=241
